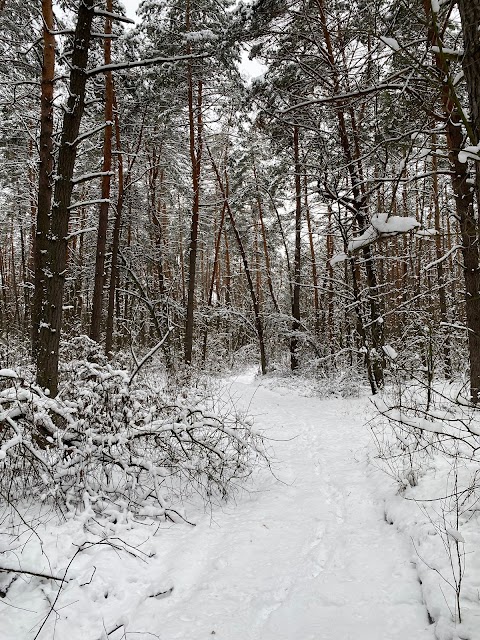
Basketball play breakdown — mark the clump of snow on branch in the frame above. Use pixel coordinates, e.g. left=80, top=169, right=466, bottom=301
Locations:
left=379, top=36, right=400, bottom=51
left=348, top=213, right=420, bottom=253
left=184, top=29, right=217, bottom=42
left=458, top=144, right=480, bottom=164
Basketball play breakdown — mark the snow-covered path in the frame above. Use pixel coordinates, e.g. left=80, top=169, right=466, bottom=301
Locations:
left=138, top=375, right=434, bottom=640
left=0, top=374, right=436, bottom=640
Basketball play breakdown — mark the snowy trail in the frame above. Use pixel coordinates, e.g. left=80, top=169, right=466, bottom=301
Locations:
left=136, top=376, right=434, bottom=640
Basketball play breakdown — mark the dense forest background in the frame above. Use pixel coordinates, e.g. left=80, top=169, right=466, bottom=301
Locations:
left=1, top=0, right=480, bottom=400
left=3, top=4, right=480, bottom=637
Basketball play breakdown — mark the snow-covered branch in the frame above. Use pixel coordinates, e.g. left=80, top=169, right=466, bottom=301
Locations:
left=87, top=53, right=211, bottom=77
left=348, top=214, right=420, bottom=253
left=71, top=170, right=114, bottom=184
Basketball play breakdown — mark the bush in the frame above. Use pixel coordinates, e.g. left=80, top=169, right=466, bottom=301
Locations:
left=0, top=360, right=267, bottom=528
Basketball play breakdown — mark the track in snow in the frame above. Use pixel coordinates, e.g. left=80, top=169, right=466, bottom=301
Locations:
left=138, top=374, right=435, bottom=640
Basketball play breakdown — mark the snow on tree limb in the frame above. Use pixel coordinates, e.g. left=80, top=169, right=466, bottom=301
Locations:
left=348, top=214, right=420, bottom=253
left=87, top=53, right=211, bottom=77
left=424, top=245, right=462, bottom=271
left=93, top=9, right=135, bottom=24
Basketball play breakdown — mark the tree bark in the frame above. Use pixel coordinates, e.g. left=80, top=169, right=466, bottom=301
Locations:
left=317, top=0, right=385, bottom=388
left=184, top=0, right=203, bottom=366
left=105, top=90, right=123, bottom=357
left=304, top=173, right=321, bottom=336
left=425, top=0, right=480, bottom=402
left=90, top=0, right=114, bottom=342
left=457, top=0, right=480, bottom=402
left=34, top=0, right=95, bottom=395
left=207, top=144, right=267, bottom=374
left=32, top=0, right=55, bottom=360
left=290, top=125, right=302, bottom=371
left=252, top=157, right=279, bottom=313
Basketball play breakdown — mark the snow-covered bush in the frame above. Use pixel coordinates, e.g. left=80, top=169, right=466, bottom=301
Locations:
left=0, top=361, right=266, bottom=528
left=370, top=377, right=480, bottom=638
left=314, top=368, right=363, bottom=398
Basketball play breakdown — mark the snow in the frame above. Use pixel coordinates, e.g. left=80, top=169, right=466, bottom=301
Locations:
left=372, top=213, right=420, bottom=234
left=383, top=344, right=398, bottom=360
left=185, top=29, right=217, bottom=42
left=431, top=46, right=463, bottom=57
left=330, top=252, right=348, bottom=266
left=424, top=244, right=462, bottom=271
left=348, top=214, right=420, bottom=252
left=0, top=369, right=18, bottom=378
left=415, top=228, right=438, bottom=238
left=458, top=145, right=480, bottom=164
left=446, top=528, right=465, bottom=544
left=380, top=36, right=401, bottom=51
left=0, top=375, right=435, bottom=640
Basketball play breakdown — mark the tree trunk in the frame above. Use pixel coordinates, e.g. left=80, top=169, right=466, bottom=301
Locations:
left=90, top=0, right=114, bottom=342
left=304, top=173, right=320, bottom=336
left=105, top=91, right=123, bottom=357
left=290, top=125, right=302, bottom=371
left=432, top=137, right=451, bottom=378
left=32, top=0, right=55, bottom=360
left=317, top=0, right=384, bottom=388
left=252, top=158, right=279, bottom=313
left=184, top=77, right=203, bottom=366
left=457, top=0, right=480, bottom=402
left=184, top=0, right=203, bottom=366
left=33, top=0, right=95, bottom=395
left=207, top=144, right=267, bottom=374
left=426, top=0, right=480, bottom=402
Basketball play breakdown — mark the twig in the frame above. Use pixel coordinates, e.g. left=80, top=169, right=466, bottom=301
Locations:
left=128, top=330, right=171, bottom=386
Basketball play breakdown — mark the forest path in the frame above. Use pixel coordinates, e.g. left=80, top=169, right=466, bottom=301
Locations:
left=145, top=372, right=434, bottom=640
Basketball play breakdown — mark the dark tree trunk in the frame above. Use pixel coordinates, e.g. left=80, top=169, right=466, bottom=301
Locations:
left=184, top=0, right=203, bottom=366
left=202, top=199, right=227, bottom=363
left=33, top=0, right=95, bottom=395
left=457, top=0, right=480, bottom=402
left=106, top=105, right=145, bottom=356
left=105, top=92, right=123, bottom=357
left=432, top=138, right=451, bottom=378
left=252, top=158, right=279, bottom=313
left=290, top=125, right=302, bottom=371
left=90, top=0, right=114, bottom=343
left=305, top=174, right=320, bottom=337
left=32, top=0, right=55, bottom=361
left=184, top=76, right=203, bottom=366
left=425, top=0, right=480, bottom=402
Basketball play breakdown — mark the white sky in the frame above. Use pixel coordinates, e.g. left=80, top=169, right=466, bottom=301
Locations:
left=120, top=0, right=140, bottom=21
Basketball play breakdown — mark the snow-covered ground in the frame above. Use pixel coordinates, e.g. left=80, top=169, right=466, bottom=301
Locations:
left=0, top=372, right=443, bottom=639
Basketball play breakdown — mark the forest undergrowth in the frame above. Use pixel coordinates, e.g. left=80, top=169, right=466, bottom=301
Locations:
left=0, top=337, right=270, bottom=636
left=370, top=360, right=480, bottom=640
left=2, top=335, right=480, bottom=640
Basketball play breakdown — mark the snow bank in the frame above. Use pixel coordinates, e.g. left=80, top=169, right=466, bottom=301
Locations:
left=370, top=384, right=480, bottom=640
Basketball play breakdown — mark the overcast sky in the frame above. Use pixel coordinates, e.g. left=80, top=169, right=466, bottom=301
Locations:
left=120, top=0, right=140, bottom=21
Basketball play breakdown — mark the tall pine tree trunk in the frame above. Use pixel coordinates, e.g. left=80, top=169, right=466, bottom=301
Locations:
left=290, top=125, right=302, bottom=371
left=425, top=0, right=480, bottom=402
left=184, top=0, right=203, bottom=366
left=32, top=0, right=55, bottom=361
left=457, top=0, right=480, bottom=402
left=33, top=0, right=95, bottom=395
left=90, top=0, right=114, bottom=342
left=207, top=145, right=267, bottom=374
